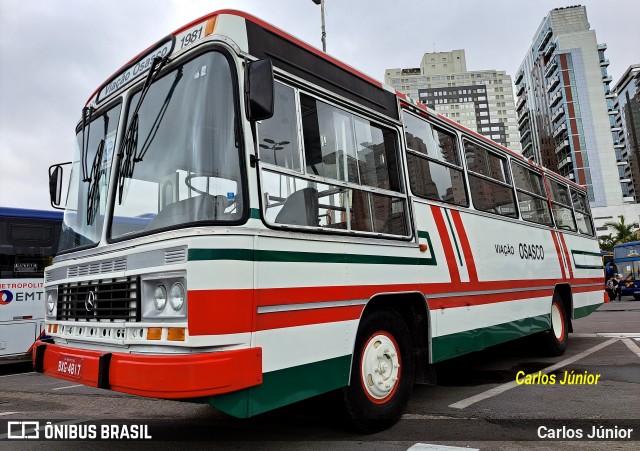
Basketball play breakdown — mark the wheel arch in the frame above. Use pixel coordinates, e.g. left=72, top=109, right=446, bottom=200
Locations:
left=553, top=283, right=573, bottom=333
left=353, top=291, right=434, bottom=384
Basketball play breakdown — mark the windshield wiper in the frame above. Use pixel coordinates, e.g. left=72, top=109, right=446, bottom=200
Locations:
left=86, top=115, right=109, bottom=225
left=136, top=67, right=183, bottom=163
left=118, top=56, right=168, bottom=204
left=80, top=106, right=94, bottom=182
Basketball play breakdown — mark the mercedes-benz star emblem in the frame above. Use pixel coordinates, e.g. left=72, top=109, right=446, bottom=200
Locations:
left=85, top=290, right=97, bottom=312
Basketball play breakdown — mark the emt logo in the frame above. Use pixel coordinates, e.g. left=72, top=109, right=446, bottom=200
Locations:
left=0, top=289, right=14, bottom=306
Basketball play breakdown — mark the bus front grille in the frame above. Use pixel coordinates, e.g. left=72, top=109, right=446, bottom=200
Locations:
left=57, top=277, right=140, bottom=322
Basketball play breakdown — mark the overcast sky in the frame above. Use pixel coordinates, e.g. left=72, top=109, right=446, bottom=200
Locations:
left=1, top=0, right=638, bottom=211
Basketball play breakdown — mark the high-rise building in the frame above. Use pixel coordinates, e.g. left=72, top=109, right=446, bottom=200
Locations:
left=515, top=5, right=623, bottom=213
left=515, top=6, right=640, bottom=235
left=612, top=65, right=640, bottom=202
left=385, top=50, right=521, bottom=151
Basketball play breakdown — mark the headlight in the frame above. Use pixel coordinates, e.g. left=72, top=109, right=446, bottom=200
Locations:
left=141, top=274, right=186, bottom=320
left=169, top=283, right=185, bottom=311
left=154, top=285, right=167, bottom=311
left=47, top=293, right=55, bottom=313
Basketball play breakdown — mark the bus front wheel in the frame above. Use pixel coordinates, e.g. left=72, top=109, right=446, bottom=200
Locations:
left=342, top=308, right=414, bottom=433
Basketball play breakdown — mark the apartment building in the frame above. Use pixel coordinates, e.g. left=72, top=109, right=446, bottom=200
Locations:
left=385, top=50, right=521, bottom=151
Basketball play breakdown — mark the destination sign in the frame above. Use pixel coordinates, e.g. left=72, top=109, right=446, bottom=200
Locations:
left=97, top=38, right=175, bottom=103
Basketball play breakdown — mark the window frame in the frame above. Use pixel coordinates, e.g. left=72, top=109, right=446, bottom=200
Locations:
left=106, top=46, right=250, bottom=244
left=510, top=161, right=553, bottom=226
left=402, top=109, right=469, bottom=208
left=257, top=80, right=305, bottom=174
left=546, top=177, right=578, bottom=232
left=463, top=138, right=518, bottom=218
left=570, top=186, right=595, bottom=236
left=257, top=80, right=412, bottom=240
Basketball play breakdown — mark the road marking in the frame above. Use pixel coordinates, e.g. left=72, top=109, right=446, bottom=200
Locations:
left=622, top=338, right=640, bottom=359
left=0, top=412, right=21, bottom=416
left=0, top=371, right=36, bottom=378
left=448, top=338, right=618, bottom=409
left=408, top=444, right=479, bottom=451
left=402, top=414, right=460, bottom=420
left=51, top=384, right=83, bottom=391
left=572, top=333, right=640, bottom=338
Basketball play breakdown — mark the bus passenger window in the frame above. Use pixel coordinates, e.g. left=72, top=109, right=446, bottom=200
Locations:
left=257, top=83, right=302, bottom=171
left=403, top=112, right=468, bottom=207
left=548, top=180, right=577, bottom=231
left=261, top=92, right=408, bottom=238
left=464, top=140, right=517, bottom=218
left=511, top=162, right=552, bottom=225
left=570, top=188, right=593, bottom=235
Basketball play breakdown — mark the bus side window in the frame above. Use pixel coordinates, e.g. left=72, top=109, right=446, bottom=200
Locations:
left=257, top=82, right=302, bottom=172
left=403, top=112, right=468, bottom=207
left=464, top=140, right=517, bottom=218
left=548, top=180, right=577, bottom=231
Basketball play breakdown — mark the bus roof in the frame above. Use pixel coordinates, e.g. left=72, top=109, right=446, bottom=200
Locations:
left=0, top=207, right=63, bottom=221
left=614, top=241, right=640, bottom=248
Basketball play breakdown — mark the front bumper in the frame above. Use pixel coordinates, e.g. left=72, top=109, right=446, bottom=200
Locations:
left=32, top=341, right=262, bottom=399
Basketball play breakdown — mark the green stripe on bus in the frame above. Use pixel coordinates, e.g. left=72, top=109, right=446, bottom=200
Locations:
left=574, top=302, right=603, bottom=319
left=431, top=314, right=550, bottom=362
left=209, top=355, right=351, bottom=418
left=418, top=230, right=437, bottom=264
left=189, top=248, right=437, bottom=266
left=249, top=208, right=261, bottom=219
left=444, top=209, right=463, bottom=266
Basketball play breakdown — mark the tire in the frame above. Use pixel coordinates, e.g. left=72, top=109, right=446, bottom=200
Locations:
left=342, top=308, right=414, bottom=433
left=541, top=296, right=568, bottom=356
left=633, top=294, right=640, bottom=301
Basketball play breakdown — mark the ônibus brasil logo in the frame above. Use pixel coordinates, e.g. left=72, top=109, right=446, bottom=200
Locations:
left=0, top=290, right=14, bottom=305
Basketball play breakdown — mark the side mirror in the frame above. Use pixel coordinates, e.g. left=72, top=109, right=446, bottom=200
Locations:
left=245, top=59, right=274, bottom=122
left=49, top=163, right=71, bottom=210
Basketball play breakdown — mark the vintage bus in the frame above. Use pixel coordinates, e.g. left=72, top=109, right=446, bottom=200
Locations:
left=1, top=207, right=62, bottom=358
left=612, top=241, right=640, bottom=299
left=35, top=10, right=603, bottom=431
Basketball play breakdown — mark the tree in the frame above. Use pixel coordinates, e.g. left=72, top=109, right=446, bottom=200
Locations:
left=598, top=233, right=616, bottom=252
left=603, top=215, right=639, bottom=244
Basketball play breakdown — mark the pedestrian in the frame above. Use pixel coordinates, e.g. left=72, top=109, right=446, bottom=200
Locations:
left=605, top=276, right=616, bottom=302
left=613, top=274, right=623, bottom=301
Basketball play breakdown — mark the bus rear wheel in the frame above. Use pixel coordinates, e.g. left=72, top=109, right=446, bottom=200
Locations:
left=541, top=296, right=568, bottom=356
left=342, top=308, right=414, bottom=433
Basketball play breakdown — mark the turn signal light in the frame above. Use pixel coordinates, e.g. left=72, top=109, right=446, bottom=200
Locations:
left=147, top=328, right=162, bottom=340
left=167, top=328, right=186, bottom=341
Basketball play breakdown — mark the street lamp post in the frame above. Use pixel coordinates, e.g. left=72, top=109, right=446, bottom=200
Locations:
left=311, top=0, right=326, bottom=52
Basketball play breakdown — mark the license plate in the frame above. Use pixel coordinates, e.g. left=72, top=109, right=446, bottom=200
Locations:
left=57, top=354, right=84, bottom=379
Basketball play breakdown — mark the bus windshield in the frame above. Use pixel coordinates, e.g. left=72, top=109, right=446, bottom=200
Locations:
left=59, top=104, right=122, bottom=252
left=111, top=51, right=243, bottom=239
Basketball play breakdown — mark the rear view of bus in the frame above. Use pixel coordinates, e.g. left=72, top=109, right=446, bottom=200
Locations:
left=1, top=207, right=61, bottom=359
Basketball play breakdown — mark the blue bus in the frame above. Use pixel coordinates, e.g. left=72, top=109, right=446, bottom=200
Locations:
left=612, top=241, right=640, bottom=300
